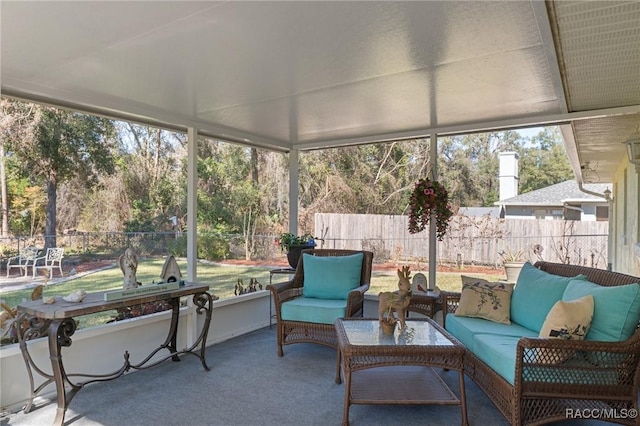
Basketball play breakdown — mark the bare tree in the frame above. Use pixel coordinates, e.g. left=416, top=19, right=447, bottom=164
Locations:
left=7, top=101, right=116, bottom=248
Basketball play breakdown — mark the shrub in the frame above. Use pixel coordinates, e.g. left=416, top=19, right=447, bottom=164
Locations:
left=167, top=234, right=230, bottom=260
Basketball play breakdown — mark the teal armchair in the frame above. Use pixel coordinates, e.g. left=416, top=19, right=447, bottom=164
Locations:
left=267, top=249, right=373, bottom=357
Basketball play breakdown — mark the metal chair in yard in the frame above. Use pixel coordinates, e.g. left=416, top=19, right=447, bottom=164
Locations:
left=32, top=248, right=64, bottom=279
left=6, top=247, right=40, bottom=278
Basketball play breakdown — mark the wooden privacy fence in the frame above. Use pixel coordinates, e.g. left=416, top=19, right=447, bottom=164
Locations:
left=314, top=213, right=609, bottom=269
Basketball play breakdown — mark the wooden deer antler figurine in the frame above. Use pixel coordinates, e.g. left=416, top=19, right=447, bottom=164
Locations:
left=378, top=266, right=412, bottom=329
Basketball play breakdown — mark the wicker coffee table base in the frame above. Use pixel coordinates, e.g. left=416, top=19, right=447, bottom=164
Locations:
left=350, top=364, right=461, bottom=402
left=335, top=318, right=468, bottom=426
left=341, top=365, right=467, bottom=426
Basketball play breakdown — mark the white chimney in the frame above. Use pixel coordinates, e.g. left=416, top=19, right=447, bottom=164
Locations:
left=499, top=152, right=519, bottom=201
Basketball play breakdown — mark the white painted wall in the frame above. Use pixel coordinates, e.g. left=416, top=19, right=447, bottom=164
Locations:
left=503, top=204, right=606, bottom=221
left=2, top=291, right=444, bottom=416
left=499, top=152, right=519, bottom=201
left=504, top=206, right=561, bottom=220
left=0, top=291, right=272, bottom=414
left=612, top=161, right=640, bottom=276
left=580, top=204, right=596, bottom=221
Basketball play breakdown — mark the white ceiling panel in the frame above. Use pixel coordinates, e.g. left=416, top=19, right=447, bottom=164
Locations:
left=552, top=1, right=640, bottom=111
left=1, top=1, right=564, bottom=144
left=548, top=1, right=640, bottom=183
left=2, top=0, right=639, bottom=181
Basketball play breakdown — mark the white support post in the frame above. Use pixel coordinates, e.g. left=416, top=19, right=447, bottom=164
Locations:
left=186, top=127, right=198, bottom=281
left=604, top=188, right=614, bottom=271
left=289, top=149, right=299, bottom=234
left=429, top=133, right=438, bottom=290
left=186, top=127, right=199, bottom=347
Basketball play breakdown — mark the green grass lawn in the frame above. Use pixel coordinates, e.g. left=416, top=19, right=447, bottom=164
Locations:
left=370, top=269, right=504, bottom=294
left=1, top=258, right=504, bottom=331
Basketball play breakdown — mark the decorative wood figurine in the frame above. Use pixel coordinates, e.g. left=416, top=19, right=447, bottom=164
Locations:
left=160, top=255, right=182, bottom=283
left=378, top=266, right=412, bottom=330
left=119, top=247, right=139, bottom=290
left=62, top=289, right=86, bottom=303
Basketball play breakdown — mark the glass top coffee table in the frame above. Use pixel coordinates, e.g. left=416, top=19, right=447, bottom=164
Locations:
left=334, top=318, right=467, bottom=426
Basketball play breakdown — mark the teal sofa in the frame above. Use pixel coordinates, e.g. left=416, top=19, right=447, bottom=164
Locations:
left=442, top=261, right=640, bottom=426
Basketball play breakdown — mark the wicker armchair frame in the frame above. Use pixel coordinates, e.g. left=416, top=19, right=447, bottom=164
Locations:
left=267, top=249, right=373, bottom=357
left=442, top=261, right=640, bottom=426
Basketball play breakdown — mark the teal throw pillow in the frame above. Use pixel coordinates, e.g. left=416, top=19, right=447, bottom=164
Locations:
left=302, top=253, right=364, bottom=300
left=563, top=279, right=640, bottom=341
left=510, top=262, right=586, bottom=332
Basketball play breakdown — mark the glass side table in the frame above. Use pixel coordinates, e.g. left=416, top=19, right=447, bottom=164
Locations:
left=407, top=291, right=442, bottom=319
left=268, top=268, right=296, bottom=327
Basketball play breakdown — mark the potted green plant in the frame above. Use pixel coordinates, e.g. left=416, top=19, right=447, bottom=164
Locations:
left=276, top=232, right=316, bottom=269
left=499, top=247, right=527, bottom=282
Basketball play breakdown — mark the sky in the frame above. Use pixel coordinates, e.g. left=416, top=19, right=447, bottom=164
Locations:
left=517, top=127, right=545, bottom=138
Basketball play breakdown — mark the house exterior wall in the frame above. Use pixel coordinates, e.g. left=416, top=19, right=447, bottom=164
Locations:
left=504, top=206, right=563, bottom=220
left=504, top=203, right=606, bottom=221
left=579, top=204, right=604, bottom=221
left=612, top=161, right=640, bottom=276
left=580, top=204, right=594, bottom=220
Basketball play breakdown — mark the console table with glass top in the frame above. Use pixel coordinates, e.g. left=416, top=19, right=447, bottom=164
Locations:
left=16, top=282, right=213, bottom=426
left=334, top=318, right=467, bottom=426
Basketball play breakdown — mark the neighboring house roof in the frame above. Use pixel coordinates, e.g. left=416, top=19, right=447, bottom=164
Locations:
left=495, top=180, right=610, bottom=207
left=457, top=207, right=501, bottom=217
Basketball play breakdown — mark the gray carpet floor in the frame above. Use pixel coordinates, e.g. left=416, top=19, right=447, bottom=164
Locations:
left=0, top=326, right=620, bottom=426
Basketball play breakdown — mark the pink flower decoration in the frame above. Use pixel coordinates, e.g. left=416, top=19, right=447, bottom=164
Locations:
left=408, top=177, right=454, bottom=240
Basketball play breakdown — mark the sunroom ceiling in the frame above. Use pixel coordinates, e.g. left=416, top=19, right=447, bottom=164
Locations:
left=2, top=1, right=639, bottom=183
left=548, top=1, right=640, bottom=183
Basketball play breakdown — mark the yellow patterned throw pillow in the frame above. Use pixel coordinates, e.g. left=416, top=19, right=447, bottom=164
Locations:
left=455, top=281, right=514, bottom=324
left=539, top=295, right=594, bottom=340
left=536, top=295, right=594, bottom=364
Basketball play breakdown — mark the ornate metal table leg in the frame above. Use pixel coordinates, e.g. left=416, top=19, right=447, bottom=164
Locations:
left=49, top=318, right=78, bottom=426
left=168, top=298, right=181, bottom=362
left=191, top=292, right=213, bottom=370
left=16, top=313, right=51, bottom=413
left=149, top=297, right=182, bottom=363
left=16, top=312, right=36, bottom=413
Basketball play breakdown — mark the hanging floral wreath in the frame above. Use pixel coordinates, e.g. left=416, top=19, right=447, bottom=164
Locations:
left=408, top=177, right=454, bottom=240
